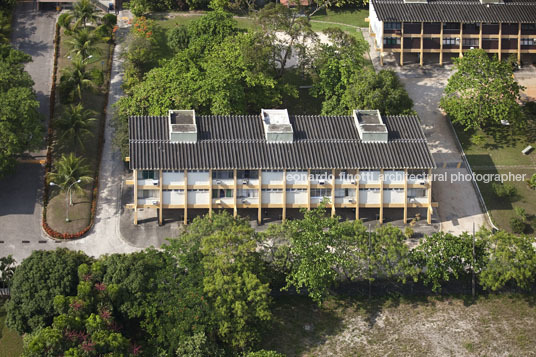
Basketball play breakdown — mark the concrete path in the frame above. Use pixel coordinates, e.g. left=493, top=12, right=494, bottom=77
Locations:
left=361, top=29, right=488, bottom=235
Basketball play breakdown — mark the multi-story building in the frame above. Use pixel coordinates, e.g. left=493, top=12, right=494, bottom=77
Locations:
left=125, top=109, right=436, bottom=225
left=369, top=0, right=536, bottom=65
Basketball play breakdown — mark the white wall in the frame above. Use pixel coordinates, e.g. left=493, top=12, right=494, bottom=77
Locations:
left=188, top=171, right=210, bottom=185
left=286, top=170, right=308, bottom=184
left=163, top=190, right=184, bottom=205
left=262, top=191, right=283, bottom=204
left=360, top=189, right=380, bottom=204
left=360, top=171, right=381, bottom=184
left=287, top=191, right=308, bottom=204
left=163, top=171, right=185, bottom=186
left=384, top=189, right=405, bottom=204
left=369, top=1, right=383, bottom=48
left=188, top=190, right=209, bottom=204
left=262, top=171, right=284, bottom=185
left=383, top=170, right=405, bottom=184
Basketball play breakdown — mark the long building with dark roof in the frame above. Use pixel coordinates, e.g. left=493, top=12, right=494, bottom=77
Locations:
left=126, top=109, right=437, bottom=225
left=369, top=0, right=536, bottom=65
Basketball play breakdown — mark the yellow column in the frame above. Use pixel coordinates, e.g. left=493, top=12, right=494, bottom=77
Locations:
left=133, top=169, right=138, bottom=225
left=420, top=22, right=424, bottom=66
left=479, top=22, right=483, bottom=49
left=258, top=169, right=262, bottom=225
left=355, top=169, right=360, bottom=220
left=183, top=170, right=188, bottom=225
left=331, top=169, right=336, bottom=217
left=427, top=168, right=432, bottom=224
left=400, top=22, right=404, bottom=66
left=282, top=169, right=287, bottom=221
left=380, top=23, right=384, bottom=66
left=498, top=23, right=502, bottom=61
left=208, top=169, right=213, bottom=217
left=379, top=169, right=384, bottom=224
left=459, top=22, right=463, bottom=57
left=158, top=169, right=163, bottom=225
left=233, top=169, right=238, bottom=218
left=517, top=22, right=522, bottom=63
left=439, top=22, right=444, bottom=65
left=307, top=169, right=311, bottom=211
left=403, top=169, right=408, bottom=224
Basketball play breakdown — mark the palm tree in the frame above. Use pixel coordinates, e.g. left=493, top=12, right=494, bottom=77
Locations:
left=55, top=104, right=97, bottom=153
left=72, top=0, right=98, bottom=28
left=48, top=153, right=93, bottom=206
left=67, top=28, right=100, bottom=60
left=59, top=56, right=97, bottom=102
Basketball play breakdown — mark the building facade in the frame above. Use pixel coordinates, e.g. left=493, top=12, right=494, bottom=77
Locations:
left=126, top=109, right=437, bottom=225
left=369, top=0, right=536, bottom=65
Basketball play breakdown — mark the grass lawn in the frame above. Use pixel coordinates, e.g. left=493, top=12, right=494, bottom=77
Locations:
left=261, top=293, right=536, bottom=356
left=0, top=299, right=23, bottom=357
left=310, top=8, right=369, bottom=29
left=455, top=125, right=536, bottom=233
left=46, top=27, right=113, bottom=234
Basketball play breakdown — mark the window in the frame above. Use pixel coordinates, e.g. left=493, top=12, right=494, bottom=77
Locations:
left=384, top=22, right=401, bottom=30
left=286, top=188, right=306, bottom=192
left=137, top=190, right=157, bottom=199
left=213, top=170, right=233, bottom=179
left=310, top=188, right=332, bottom=198
left=237, top=189, right=258, bottom=198
left=164, top=189, right=184, bottom=193
left=462, top=38, right=478, bottom=47
left=141, top=170, right=155, bottom=180
left=443, top=37, right=459, bottom=45
left=521, top=38, right=534, bottom=46
left=383, top=37, right=400, bottom=45
left=212, top=189, right=233, bottom=198
left=443, top=23, right=460, bottom=30
left=521, top=24, right=536, bottom=31
left=335, top=189, right=350, bottom=198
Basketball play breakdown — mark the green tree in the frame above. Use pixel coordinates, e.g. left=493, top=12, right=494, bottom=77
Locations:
left=0, top=255, right=16, bottom=289
left=166, top=212, right=272, bottom=351
left=59, top=56, right=98, bottom=103
left=411, top=232, right=487, bottom=292
left=22, top=264, right=134, bottom=357
left=54, top=104, right=97, bottom=153
left=479, top=231, right=536, bottom=291
left=67, top=27, right=100, bottom=60
left=6, top=249, right=91, bottom=334
left=72, top=0, right=98, bottom=28
left=47, top=153, right=93, bottom=204
left=339, top=69, right=414, bottom=115
left=440, top=49, right=524, bottom=131
left=0, top=44, right=42, bottom=177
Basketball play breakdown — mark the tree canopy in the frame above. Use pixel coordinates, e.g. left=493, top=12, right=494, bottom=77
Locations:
left=440, top=49, right=524, bottom=131
left=0, top=44, right=42, bottom=177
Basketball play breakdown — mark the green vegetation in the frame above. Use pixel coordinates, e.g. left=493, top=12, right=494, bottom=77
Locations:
left=310, top=8, right=369, bottom=28
left=46, top=0, right=116, bottom=235
left=0, top=298, right=23, bottom=357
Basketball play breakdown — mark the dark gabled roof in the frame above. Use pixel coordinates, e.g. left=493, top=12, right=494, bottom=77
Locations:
left=128, top=114, right=436, bottom=170
left=371, top=0, right=536, bottom=23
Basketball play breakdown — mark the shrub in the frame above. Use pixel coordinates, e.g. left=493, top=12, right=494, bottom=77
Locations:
left=492, top=182, right=517, bottom=199
left=404, top=226, right=414, bottom=239
left=528, top=173, right=536, bottom=190
left=510, top=216, right=526, bottom=234
left=168, top=26, right=189, bottom=52
left=470, top=133, right=486, bottom=147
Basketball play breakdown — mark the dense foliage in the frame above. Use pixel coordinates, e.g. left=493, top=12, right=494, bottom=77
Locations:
left=440, top=49, right=524, bottom=131
left=0, top=44, right=42, bottom=176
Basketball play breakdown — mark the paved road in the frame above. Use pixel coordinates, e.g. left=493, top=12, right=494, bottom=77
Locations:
left=0, top=3, right=56, bottom=261
left=362, top=29, right=488, bottom=234
left=1, top=10, right=140, bottom=263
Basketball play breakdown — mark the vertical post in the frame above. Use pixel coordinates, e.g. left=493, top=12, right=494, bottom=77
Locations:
left=184, top=170, right=188, bottom=225
left=479, top=22, right=483, bottom=49
left=282, top=169, right=287, bottom=222
left=379, top=169, right=384, bottom=224
left=439, top=22, right=444, bottom=65
left=427, top=168, right=432, bottom=224
left=403, top=168, right=408, bottom=224
left=233, top=169, right=238, bottom=218
left=498, top=23, right=502, bottom=61
left=517, top=22, right=522, bottom=63
left=257, top=169, right=262, bottom=225
left=133, top=169, right=138, bottom=225
left=380, top=22, right=384, bottom=66
left=158, top=169, right=163, bottom=225
left=400, top=21, right=404, bottom=66
left=208, top=169, right=213, bottom=217
left=459, top=22, right=463, bottom=57
left=307, top=169, right=311, bottom=211
left=331, top=169, right=336, bottom=217
left=355, top=169, right=360, bottom=220
left=420, top=22, right=424, bottom=66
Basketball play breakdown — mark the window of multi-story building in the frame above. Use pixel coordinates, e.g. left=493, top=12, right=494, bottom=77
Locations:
left=237, top=189, right=258, bottom=198
left=237, top=170, right=259, bottom=179
left=212, top=170, right=234, bottom=179
left=212, top=189, right=233, bottom=198
left=310, top=188, right=332, bottom=198
left=335, top=189, right=350, bottom=198
left=521, top=24, right=536, bottom=31
left=521, top=38, right=535, bottom=46
left=443, top=23, right=460, bottom=30
left=140, top=170, right=156, bottom=180
left=285, top=188, right=306, bottom=192
left=137, top=190, right=158, bottom=199
left=384, top=22, right=401, bottom=30
left=462, top=38, right=479, bottom=47
left=443, top=37, right=459, bottom=45
left=383, top=37, right=400, bottom=45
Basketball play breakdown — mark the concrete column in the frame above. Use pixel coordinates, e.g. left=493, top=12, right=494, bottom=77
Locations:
left=403, top=169, right=408, bottom=224
left=517, top=22, right=522, bottom=63
left=459, top=22, right=463, bottom=57
left=133, top=169, right=138, bottom=225
left=380, top=23, right=384, bottom=66
left=379, top=169, right=384, bottom=224
left=282, top=169, right=287, bottom=221
left=208, top=169, right=213, bottom=217
left=420, top=22, right=424, bottom=66
left=158, top=169, right=163, bottom=225
left=439, top=22, right=444, bottom=65
left=331, top=169, right=336, bottom=217
left=498, top=23, right=502, bottom=61
left=479, top=22, right=483, bottom=49
left=233, top=169, right=238, bottom=218
left=307, top=169, right=311, bottom=211
left=427, top=168, right=432, bottom=224
left=184, top=170, right=188, bottom=225
left=355, top=169, right=360, bottom=220
left=257, top=169, right=262, bottom=225
left=400, top=21, right=404, bottom=66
